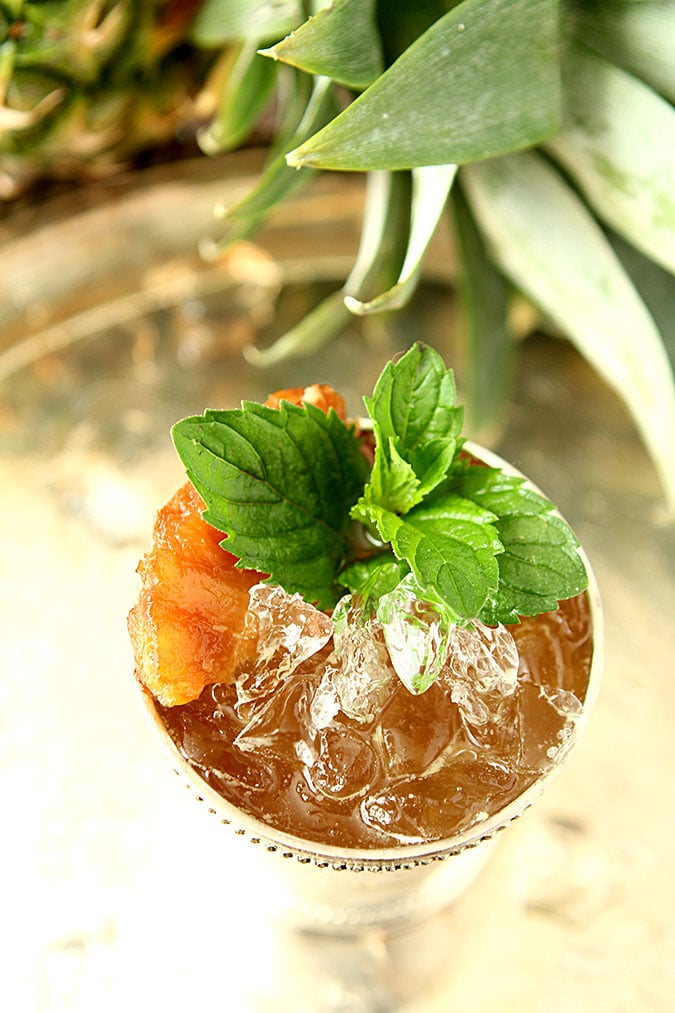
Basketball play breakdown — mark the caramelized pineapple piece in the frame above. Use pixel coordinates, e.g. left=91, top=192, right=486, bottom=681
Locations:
left=128, top=482, right=263, bottom=707
left=264, top=383, right=347, bottom=419
left=129, top=386, right=347, bottom=706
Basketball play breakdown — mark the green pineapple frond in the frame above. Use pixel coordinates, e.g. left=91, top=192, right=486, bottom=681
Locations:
left=193, top=0, right=675, bottom=510
left=0, top=0, right=212, bottom=193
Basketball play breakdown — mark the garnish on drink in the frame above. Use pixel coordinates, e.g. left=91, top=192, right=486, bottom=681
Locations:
left=128, top=343, right=595, bottom=848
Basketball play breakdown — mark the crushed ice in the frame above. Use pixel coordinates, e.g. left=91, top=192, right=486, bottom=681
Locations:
left=227, top=580, right=583, bottom=836
left=232, top=583, right=332, bottom=750
left=322, top=596, right=397, bottom=723
left=440, top=620, right=519, bottom=727
left=235, top=583, right=524, bottom=736
left=235, top=583, right=333, bottom=707
left=376, top=574, right=450, bottom=694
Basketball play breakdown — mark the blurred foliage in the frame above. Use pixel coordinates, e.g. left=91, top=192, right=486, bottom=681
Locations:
left=191, top=0, right=675, bottom=506
left=1, top=0, right=674, bottom=506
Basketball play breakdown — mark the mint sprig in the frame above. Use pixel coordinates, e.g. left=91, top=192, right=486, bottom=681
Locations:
left=171, top=341, right=589, bottom=689
left=355, top=495, right=502, bottom=623
left=171, top=400, right=369, bottom=609
left=347, top=343, right=587, bottom=628
left=355, top=341, right=464, bottom=515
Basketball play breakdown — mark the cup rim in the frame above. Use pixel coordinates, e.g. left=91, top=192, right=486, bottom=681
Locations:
left=138, top=440, right=604, bottom=871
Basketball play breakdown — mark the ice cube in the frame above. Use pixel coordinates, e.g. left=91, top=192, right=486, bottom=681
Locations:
left=377, top=681, right=462, bottom=777
left=512, top=681, right=583, bottom=772
left=329, top=599, right=397, bottom=723
left=231, top=583, right=333, bottom=755
left=360, top=752, right=521, bottom=843
left=309, top=667, right=341, bottom=730
left=516, top=683, right=561, bottom=770
left=440, top=621, right=519, bottom=728
left=448, top=621, right=519, bottom=695
left=544, top=687, right=584, bottom=719
left=235, top=583, right=333, bottom=708
left=376, top=575, right=450, bottom=694
left=304, top=725, right=379, bottom=800
left=234, top=671, right=317, bottom=756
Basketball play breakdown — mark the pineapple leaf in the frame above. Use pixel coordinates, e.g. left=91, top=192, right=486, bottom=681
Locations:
left=450, top=181, right=515, bottom=436
left=244, top=290, right=352, bottom=367
left=286, top=0, right=561, bottom=171
left=190, top=0, right=302, bottom=46
left=607, top=229, right=675, bottom=371
left=462, top=149, right=675, bottom=510
left=549, top=44, right=675, bottom=275
left=261, top=0, right=383, bottom=91
left=345, top=164, right=457, bottom=315
left=245, top=170, right=412, bottom=364
left=572, top=0, right=675, bottom=105
left=198, top=41, right=277, bottom=155
left=342, top=169, right=411, bottom=303
left=212, top=74, right=337, bottom=246
left=9, top=0, right=130, bottom=83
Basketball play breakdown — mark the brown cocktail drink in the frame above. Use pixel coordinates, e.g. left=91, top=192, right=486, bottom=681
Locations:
left=129, top=344, right=600, bottom=922
left=154, top=587, right=592, bottom=850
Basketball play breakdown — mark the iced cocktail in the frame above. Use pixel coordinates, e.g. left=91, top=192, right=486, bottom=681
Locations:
left=129, top=343, right=601, bottom=927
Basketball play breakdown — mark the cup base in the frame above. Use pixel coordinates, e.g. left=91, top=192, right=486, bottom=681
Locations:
left=266, top=838, right=497, bottom=934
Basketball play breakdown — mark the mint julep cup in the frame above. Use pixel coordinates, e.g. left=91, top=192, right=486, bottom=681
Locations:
left=138, top=443, right=603, bottom=935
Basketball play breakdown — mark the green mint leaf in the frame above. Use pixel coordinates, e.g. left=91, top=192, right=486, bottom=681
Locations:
left=408, top=491, right=501, bottom=533
left=352, top=429, right=421, bottom=519
left=446, top=463, right=588, bottom=623
left=365, top=494, right=502, bottom=622
left=478, top=513, right=588, bottom=625
left=448, top=464, right=552, bottom=517
left=338, top=552, right=410, bottom=612
left=171, top=400, right=369, bottom=609
left=359, top=342, right=463, bottom=514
